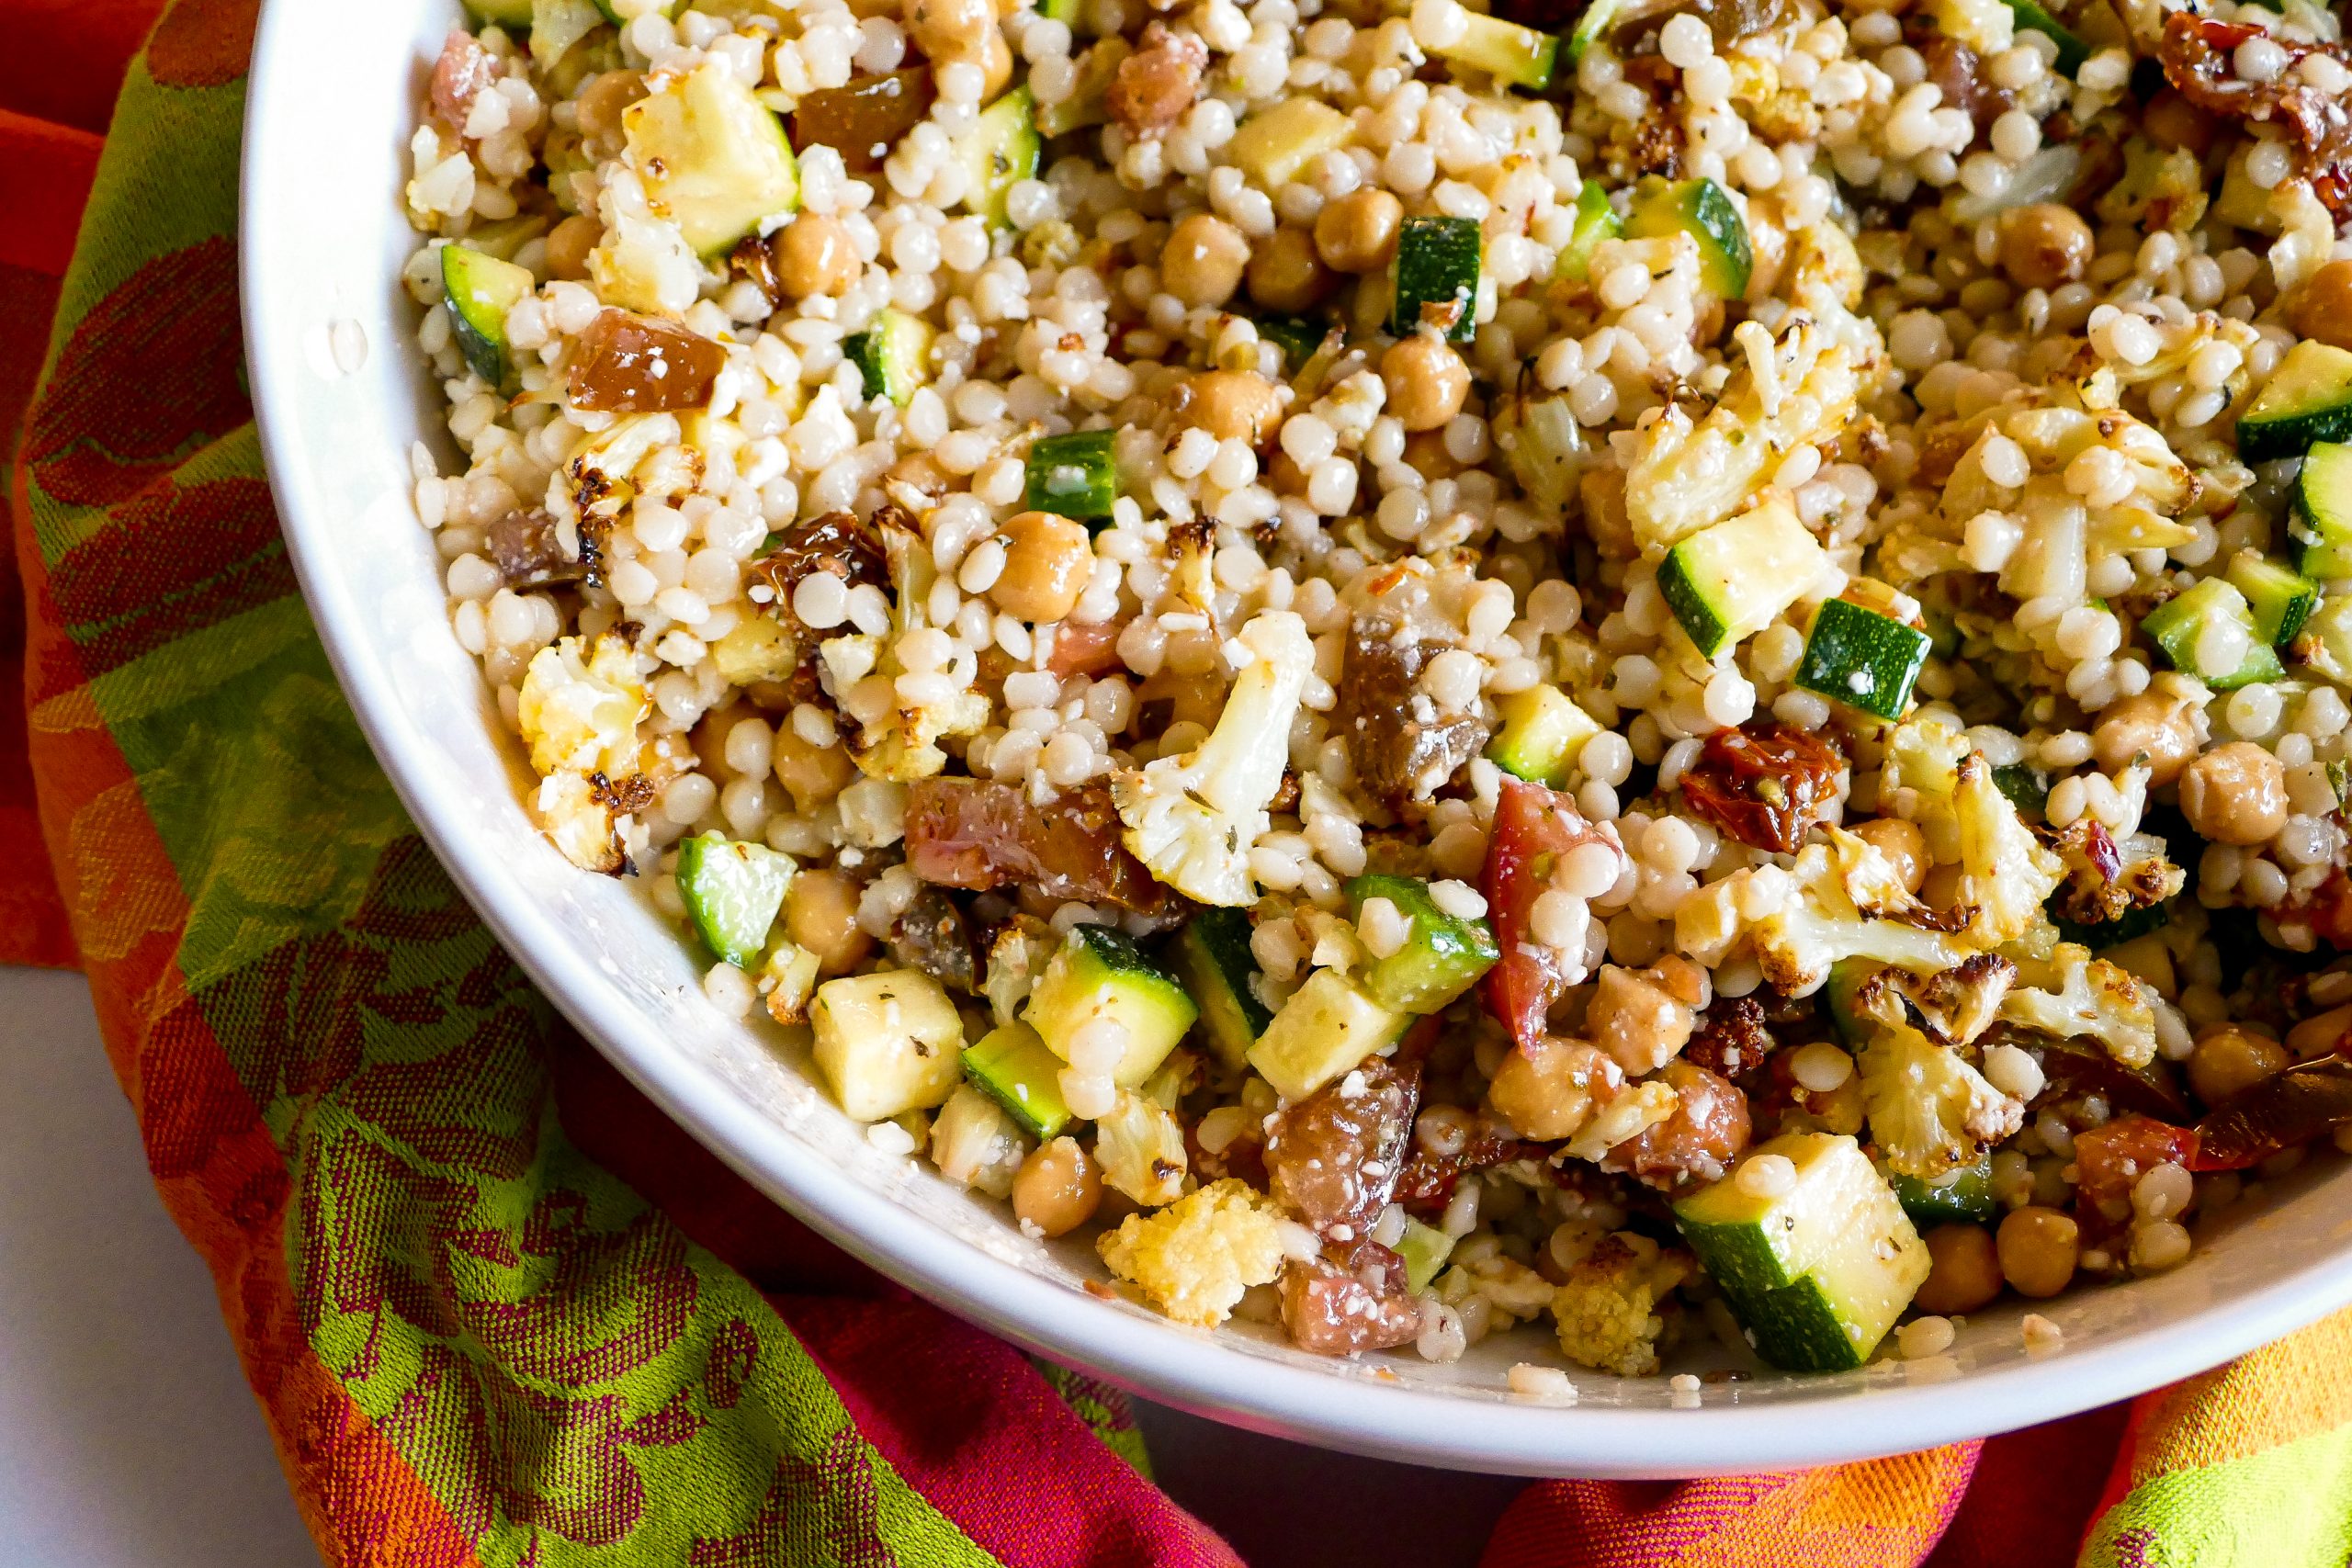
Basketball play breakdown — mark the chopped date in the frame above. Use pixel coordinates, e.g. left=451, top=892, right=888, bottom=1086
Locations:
left=1265, top=1057, right=1421, bottom=1238
left=751, top=508, right=890, bottom=607
left=430, top=28, right=496, bottom=133
left=1598, top=1061, right=1750, bottom=1190
left=1904, top=20, right=2012, bottom=142
left=1677, top=717, right=1846, bottom=855
left=1334, top=619, right=1494, bottom=808
left=567, top=310, right=727, bottom=414
left=1107, top=23, right=1207, bottom=136
left=2160, top=13, right=2352, bottom=219
left=1393, top=1117, right=1540, bottom=1211
left=1279, top=1254, right=1425, bottom=1355
left=792, top=69, right=934, bottom=173
left=2006, top=1028, right=2192, bottom=1124
left=2192, top=1055, right=2352, bottom=1171
left=888, top=886, right=977, bottom=993
left=904, top=775, right=1185, bottom=917
left=484, top=508, right=589, bottom=589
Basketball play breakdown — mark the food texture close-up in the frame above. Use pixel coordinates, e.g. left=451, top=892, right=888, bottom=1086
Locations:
left=401, top=0, right=2352, bottom=1383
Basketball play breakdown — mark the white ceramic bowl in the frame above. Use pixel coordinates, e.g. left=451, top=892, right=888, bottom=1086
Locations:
left=239, top=0, right=2352, bottom=1477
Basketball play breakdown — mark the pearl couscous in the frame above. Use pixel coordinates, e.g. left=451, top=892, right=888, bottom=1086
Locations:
left=404, top=0, right=2352, bottom=1380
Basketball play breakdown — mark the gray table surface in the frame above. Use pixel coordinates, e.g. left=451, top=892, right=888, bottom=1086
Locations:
left=0, top=966, right=1521, bottom=1566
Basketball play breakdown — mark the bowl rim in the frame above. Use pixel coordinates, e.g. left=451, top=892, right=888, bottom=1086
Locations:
left=236, top=0, right=2352, bottom=1478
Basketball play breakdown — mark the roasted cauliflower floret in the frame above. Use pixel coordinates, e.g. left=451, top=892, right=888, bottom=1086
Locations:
left=1858, top=1023, right=2023, bottom=1180
left=2001, top=949, right=2160, bottom=1069
left=1097, top=1178, right=1290, bottom=1326
left=532, top=770, right=630, bottom=874
left=1677, top=841, right=1976, bottom=997
left=517, top=632, right=648, bottom=777
left=1113, top=610, right=1312, bottom=906
left=1550, top=1231, right=1692, bottom=1377
left=1093, top=1089, right=1190, bottom=1206
left=1951, top=752, right=2064, bottom=946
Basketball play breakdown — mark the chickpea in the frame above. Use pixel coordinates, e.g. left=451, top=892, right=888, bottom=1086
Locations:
left=573, top=69, right=646, bottom=146
left=2179, top=741, right=2289, bottom=846
left=1175, top=369, right=1283, bottom=446
left=1247, top=226, right=1333, bottom=313
left=1914, top=1224, right=2004, bottom=1315
left=770, top=213, right=862, bottom=299
left=773, top=725, right=857, bottom=813
left=991, top=510, right=1093, bottom=623
left=903, top=0, right=993, bottom=62
left=1487, top=1036, right=1616, bottom=1141
left=1996, top=1205, right=2080, bottom=1299
left=1997, top=204, right=2095, bottom=292
left=786, top=867, right=873, bottom=976
left=544, top=214, right=602, bottom=282
left=1012, top=1136, right=1103, bottom=1236
left=1920, top=860, right=1965, bottom=911
left=979, top=27, right=1014, bottom=101
left=2091, top=689, right=2202, bottom=786
left=1267, top=448, right=1312, bottom=495
left=1159, top=212, right=1250, bottom=307
left=1380, top=332, right=1471, bottom=434
left=1313, top=187, right=1403, bottom=274
left=1851, top=817, right=1928, bottom=894
left=2288, top=1002, right=2352, bottom=1058
left=2188, top=1022, right=2290, bottom=1107
left=2293, top=261, right=2352, bottom=353
left=2142, top=88, right=2213, bottom=157
left=1403, top=429, right=1462, bottom=482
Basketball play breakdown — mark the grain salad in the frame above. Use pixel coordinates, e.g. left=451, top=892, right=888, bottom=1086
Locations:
left=403, top=0, right=2352, bottom=1380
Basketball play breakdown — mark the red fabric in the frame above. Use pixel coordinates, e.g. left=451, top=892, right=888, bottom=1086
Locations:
left=0, top=4, right=2134, bottom=1561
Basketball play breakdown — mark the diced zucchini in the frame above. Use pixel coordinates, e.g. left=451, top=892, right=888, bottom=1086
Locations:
left=1246, top=968, right=1412, bottom=1102
left=1024, top=428, right=1119, bottom=520
left=1167, top=908, right=1271, bottom=1072
left=1672, top=1133, right=1929, bottom=1372
left=530, top=0, right=605, bottom=67
left=1396, top=1216, right=1456, bottom=1292
left=1390, top=215, right=1482, bottom=343
left=952, top=85, right=1040, bottom=228
left=674, top=831, right=795, bottom=968
left=2295, top=439, right=2352, bottom=552
left=2051, top=898, right=2172, bottom=950
left=2239, top=341, right=2352, bottom=462
left=2226, top=552, right=2319, bottom=647
left=1792, top=596, right=1932, bottom=720
left=1883, top=1152, right=1996, bottom=1227
left=1823, top=957, right=1873, bottom=1047
left=1344, top=874, right=1500, bottom=1014
left=1657, top=500, right=1826, bottom=660
left=1624, top=176, right=1752, bottom=299
left=1566, top=0, right=1622, bottom=62
left=2303, top=537, right=2352, bottom=582
left=1486, top=682, right=1601, bottom=787
left=1038, top=0, right=1081, bottom=21
left=440, top=243, right=535, bottom=390
left=1253, top=313, right=1331, bottom=375
left=590, top=0, right=684, bottom=23
left=1229, top=97, right=1354, bottom=190
left=2001, top=0, right=2087, bottom=73
left=2140, top=577, right=2285, bottom=691
left=1992, top=762, right=2050, bottom=817
left=810, top=970, right=967, bottom=1121
left=468, top=0, right=537, bottom=24
left=962, top=1021, right=1072, bottom=1139
left=844, top=306, right=934, bottom=405
left=624, top=60, right=799, bottom=255
left=1432, top=12, right=1559, bottom=91
left=2333, top=757, right=2352, bottom=806
left=1553, top=179, right=1621, bottom=284
left=1501, top=393, right=1583, bottom=513
left=1025, top=923, right=1198, bottom=1087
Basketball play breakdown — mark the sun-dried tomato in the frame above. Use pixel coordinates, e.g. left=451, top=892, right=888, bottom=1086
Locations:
left=2192, top=1056, right=2352, bottom=1171
left=1480, top=778, right=1620, bottom=1050
left=2160, top=13, right=2352, bottom=220
left=1600, top=1061, right=1751, bottom=1190
left=2071, top=1113, right=2198, bottom=1211
left=751, top=509, right=889, bottom=605
left=1279, top=1252, right=1424, bottom=1355
left=1677, top=717, right=1847, bottom=854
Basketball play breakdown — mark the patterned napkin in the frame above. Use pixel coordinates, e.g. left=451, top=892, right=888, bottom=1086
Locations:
left=7, top=2, right=2352, bottom=1563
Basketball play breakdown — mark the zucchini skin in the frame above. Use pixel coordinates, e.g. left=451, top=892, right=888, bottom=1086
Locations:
left=1390, top=215, right=1482, bottom=342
